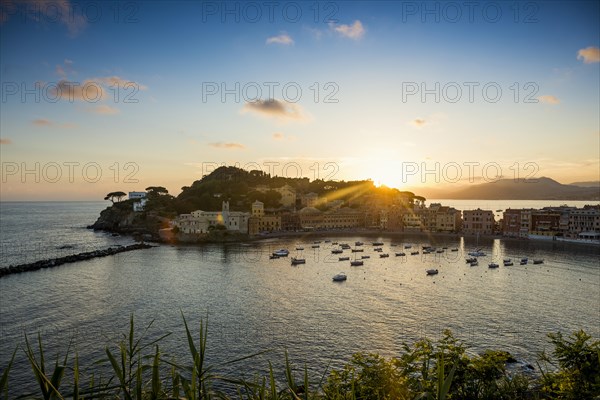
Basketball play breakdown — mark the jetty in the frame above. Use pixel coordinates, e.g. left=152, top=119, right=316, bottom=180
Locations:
left=0, top=243, right=155, bottom=278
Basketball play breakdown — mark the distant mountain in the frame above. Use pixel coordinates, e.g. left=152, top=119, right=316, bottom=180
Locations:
left=569, top=181, right=600, bottom=188
left=416, top=177, right=600, bottom=200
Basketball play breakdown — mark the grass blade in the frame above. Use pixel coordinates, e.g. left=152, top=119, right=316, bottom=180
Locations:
left=0, top=347, right=17, bottom=399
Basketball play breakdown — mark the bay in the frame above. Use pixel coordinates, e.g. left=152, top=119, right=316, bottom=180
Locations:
left=0, top=201, right=598, bottom=396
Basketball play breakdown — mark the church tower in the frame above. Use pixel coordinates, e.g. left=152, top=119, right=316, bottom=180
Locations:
left=222, top=201, right=230, bottom=228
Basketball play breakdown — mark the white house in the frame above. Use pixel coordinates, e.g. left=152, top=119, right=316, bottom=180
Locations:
left=129, top=191, right=147, bottom=212
left=175, top=201, right=250, bottom=234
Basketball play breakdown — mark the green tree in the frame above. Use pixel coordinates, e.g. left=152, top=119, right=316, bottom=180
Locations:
left=539, top=330, right=600, bottom=399
left=104, top=191, right=127, bottom=204
left=146, top=186, right=169, bottom=197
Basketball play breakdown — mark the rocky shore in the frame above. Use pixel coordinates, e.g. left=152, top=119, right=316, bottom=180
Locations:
left=0, top=243, right=156, bottom=278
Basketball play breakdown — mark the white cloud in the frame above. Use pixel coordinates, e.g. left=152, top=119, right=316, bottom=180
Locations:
left=2, top=0, right=87, bottom=36
left=410, top=119, right=427, bottom=128
left=577, top=47, right=600, bottom=64
left=538, top=95, right=560, bottom=105
left=89, top=105, right=120, bottom=115
left=209, top=142, right=246, bottom=149
left=242, top=99, right=310, bottom=122
left=331, top=20, right=365, bottom=40
left=266, top=33, right=294, bottom=45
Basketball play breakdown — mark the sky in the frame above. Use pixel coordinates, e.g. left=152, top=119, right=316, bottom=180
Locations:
left=0, top=0, right=599, bottom=201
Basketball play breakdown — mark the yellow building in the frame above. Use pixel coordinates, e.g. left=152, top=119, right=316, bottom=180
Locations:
left=275, top=185, right=296, bottom=207
left=248, top=200, right=281, bottom=235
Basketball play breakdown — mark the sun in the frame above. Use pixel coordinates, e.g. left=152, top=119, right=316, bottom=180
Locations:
left=358, top=149, right=424, bottom=190
left=364, top=161, right=408, bottom=190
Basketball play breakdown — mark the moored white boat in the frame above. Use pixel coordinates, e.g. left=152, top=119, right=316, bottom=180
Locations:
left=332, top=272, right=347, bottom=281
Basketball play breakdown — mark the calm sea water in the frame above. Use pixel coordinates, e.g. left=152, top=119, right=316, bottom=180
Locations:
left=0, top=202, right=135, bottom=267
left=0, top=201, right=599, bottom=396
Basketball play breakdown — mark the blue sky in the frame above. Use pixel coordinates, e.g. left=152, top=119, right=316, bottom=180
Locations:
left=1, top=0, right=599, bottom=200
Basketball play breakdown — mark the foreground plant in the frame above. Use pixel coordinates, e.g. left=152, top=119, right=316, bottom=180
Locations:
left=538, top=330, right=600, bottom=399
left=1, top=318, right=598, bottom=399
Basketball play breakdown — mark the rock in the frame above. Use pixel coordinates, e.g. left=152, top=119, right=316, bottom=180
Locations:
left=0, top=243, right=155, bottom=278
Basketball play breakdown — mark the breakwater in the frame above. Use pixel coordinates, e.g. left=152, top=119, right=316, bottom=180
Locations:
left=0, top=243, right=155, bottom=278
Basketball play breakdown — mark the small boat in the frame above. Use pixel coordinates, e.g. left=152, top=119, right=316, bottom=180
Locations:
left=331, top=249, right=343, bottom=254
left=374, top=248, right=383, bottom=252
left=442, top=247, right=448, bottom=250
left=503, top=259, right=513, bottom=266
left=313, top=241, right=321, bottom=244
left=295, top=246, right=304, bottom=251
left=390, top=244, right=398, bottom=247
left=350, top=260, right=364, bottom=266
left=351, top=248, right=364, bottom=253
left=470, top=259, right=479, bottom=266
left=332, top=242, right=338, bottom=245
left=311, top=244, right=320, bottom=248
left=355, top=241, right=364, bottom=246
left=466, top=257, right=477, bottom=263
left=339, top=256, right=350, bottom=261
left=340, top=243, right=351, bottom=249
left=451, top=248, right=459, bottom=252
left=426, top=269, right=439, bottom=275
left=324, top=240, right=331, bottom=243
left=291, top=257, right=306, bottom=265
left=488, top=262, right=499, bottom=268
left=361, top=255, right=370, bottom=259
left=468, top=250, right=486, bottom=257
left=380, top=253, right=389, bottom=258
left=436, top=249, right=444, bottom=253
left=411, top=251, right=420, bottom=255
left=269, top=255, right=279, bottom=260
left=372, top=241, right=384, bottom=246
left=520, top=257, right=528, bottom=265
left=395, top=252, right=406, bottom=257
left=533, top=259, right=544, bottom=264
left=273, top=249, right=289, bottom=257
left=332, top=272, right=347, bottom=281
left=404, top=245, right=412, bottom=249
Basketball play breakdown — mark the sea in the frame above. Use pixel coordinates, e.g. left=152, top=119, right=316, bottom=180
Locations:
left=0, top=200, right=599, bottom=396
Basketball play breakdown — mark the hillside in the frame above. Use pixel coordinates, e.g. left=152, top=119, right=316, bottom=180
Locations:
left=414, top=177, right=600, bottom=200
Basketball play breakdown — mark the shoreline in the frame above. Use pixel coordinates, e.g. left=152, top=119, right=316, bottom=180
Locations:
left=237, top=229, right=600, bottom=249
